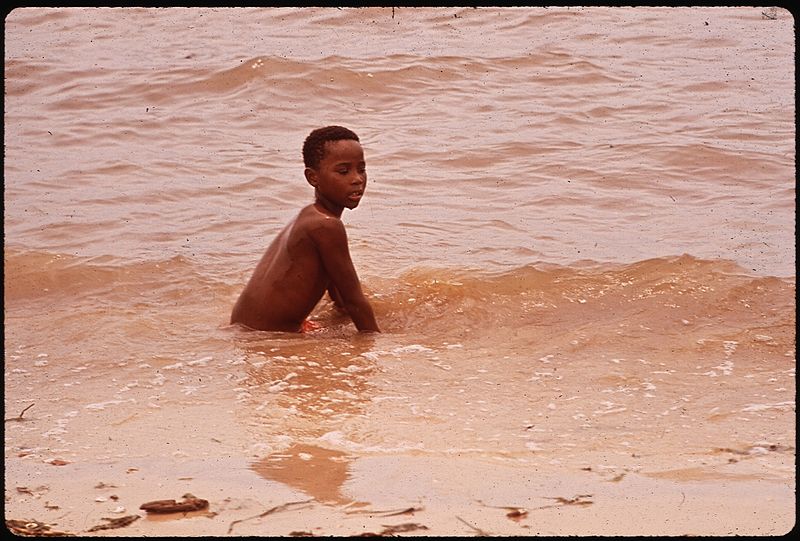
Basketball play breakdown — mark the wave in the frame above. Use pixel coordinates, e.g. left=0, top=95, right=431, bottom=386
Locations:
left=366, top=255, right=795, bottom=340
left=5, top=248, right=794, bottom=346
left=3, top=248, right=233, bottom=305
left=28, top=50, right=626, bottom=112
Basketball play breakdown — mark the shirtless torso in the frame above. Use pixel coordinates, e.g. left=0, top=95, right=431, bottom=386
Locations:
left=230, top=203, right=378, bottom=332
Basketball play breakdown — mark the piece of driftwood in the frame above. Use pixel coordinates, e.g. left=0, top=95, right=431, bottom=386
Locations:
left=140, top=493, right=209, bottom=514
left=456, top=515, right=491, bottom=536
left=87, top=515, right=140, bottom=532
left=345, top=505, right=424, bottom=517
left=4, top=403, right=35, bottom=422
left=227, top=499, right=314, bottom=534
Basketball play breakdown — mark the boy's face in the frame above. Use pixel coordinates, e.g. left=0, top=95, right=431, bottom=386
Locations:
left=306, top=139, right=367, bottom=211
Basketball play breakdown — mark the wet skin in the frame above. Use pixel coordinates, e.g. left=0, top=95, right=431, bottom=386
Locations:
left=230, top=139, right=379, bottom=333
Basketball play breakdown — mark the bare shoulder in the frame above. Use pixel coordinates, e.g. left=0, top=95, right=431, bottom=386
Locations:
left=297, top=205, right=346, bottom=238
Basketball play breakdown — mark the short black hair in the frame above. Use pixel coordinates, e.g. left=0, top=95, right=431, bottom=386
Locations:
left=302, top=126, right=360, bottom=169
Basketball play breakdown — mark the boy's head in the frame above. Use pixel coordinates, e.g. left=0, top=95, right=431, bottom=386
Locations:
left=302, top=126, right=360, bottom=170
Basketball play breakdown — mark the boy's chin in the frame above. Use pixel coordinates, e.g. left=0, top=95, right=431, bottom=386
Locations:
left=344, top=200, right=361, bottom=209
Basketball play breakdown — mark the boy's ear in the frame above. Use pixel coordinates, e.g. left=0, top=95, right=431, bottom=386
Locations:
left=304, top=167, right=318, bottom=187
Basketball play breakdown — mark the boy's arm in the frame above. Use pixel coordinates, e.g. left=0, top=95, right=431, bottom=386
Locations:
left=311, top=219, right=380, bottom=333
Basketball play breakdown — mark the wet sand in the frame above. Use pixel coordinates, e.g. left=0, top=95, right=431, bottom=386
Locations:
left=5, top=439, right=794, bottom=537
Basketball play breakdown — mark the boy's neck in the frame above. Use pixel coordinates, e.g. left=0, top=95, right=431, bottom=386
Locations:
left=313, top=198, right=344, bottom=218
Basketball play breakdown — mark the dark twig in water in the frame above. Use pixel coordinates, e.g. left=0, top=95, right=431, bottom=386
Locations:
left=227, top=499, right=314, bottom=534
left=476, top=500, right=529, bottom=521
left=350, top=521, right=430, bottom=537
left=345, top=505, right=424, bottom=516
left=535, top=494, right=594, bottom=510
left=379, top=523, right=429, bottom=535
left=86, top=515, right=140, bottom=532
left=379, top=506, right=423, bottom=517
left=5, top=403, right=35, bottom=422
left=456, top=515, right=491, bottom=536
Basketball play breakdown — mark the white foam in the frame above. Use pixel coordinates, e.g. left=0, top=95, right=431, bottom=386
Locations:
left=317, top=430, right=424, bottom=453
left=360, top=351, right=383, bottom=362
left=118, top=381, right=140, bottom=392
left=712, top=360, right=734, bottom=375
left=187, top=356, right=213, bottom=366
left=740, top=401, right=794, bottom=412
left=268, top=381, right=289, bottom=393
left=392, top=344, right=434, bottom=354
left=181, top=385, right=200, bottom=396
left=162, top=362, right=183, bottom=370
left=85, top=399, right=136, bottom=410
left=342, top=365, right=367, bottom=373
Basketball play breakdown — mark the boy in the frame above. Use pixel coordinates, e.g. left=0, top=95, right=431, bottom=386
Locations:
left=230, top=126, right=380, bottom=333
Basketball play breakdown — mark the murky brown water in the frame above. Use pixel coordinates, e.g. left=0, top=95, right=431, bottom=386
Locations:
left=4, top=7, right=795, bottom=535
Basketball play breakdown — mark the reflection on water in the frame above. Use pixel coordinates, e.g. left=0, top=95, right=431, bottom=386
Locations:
left=252, top=443, right=356, bottom=505
left=234, top=330, right=378, bottom=504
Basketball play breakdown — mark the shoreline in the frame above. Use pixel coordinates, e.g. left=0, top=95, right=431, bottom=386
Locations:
left=5, top=452, right=794, bottom=537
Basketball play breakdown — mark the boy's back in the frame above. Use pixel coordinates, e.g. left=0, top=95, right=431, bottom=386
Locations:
left=231, top=204, right=345, bottom=332
left=230, top=126, right=379, bottom=333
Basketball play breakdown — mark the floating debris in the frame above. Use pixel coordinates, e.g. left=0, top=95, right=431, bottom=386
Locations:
left=6, top=519, right=76, bottom=537
left=476, top=500, right=528, bottom=522
left=355, top=523, right=429, bottom=536
left=548, top=494, right=594, bottom=507
left=94, top=481, right=117, bottom=489
left=140, top=493, right=209, bottom=514
left=87, top=515, right=140, bottom=532
left=4, top=403, right=35, bottom=422
left=346, top=505, right=424, bottom=517
left=227, top=499, right=314, bottom=534
left=455, top=515, right=491, bottom=536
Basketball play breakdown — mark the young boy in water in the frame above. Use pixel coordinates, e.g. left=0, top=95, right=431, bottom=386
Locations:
left=230, top=126, right=380, bottom=333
